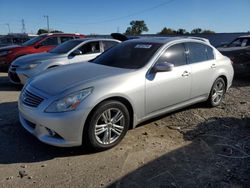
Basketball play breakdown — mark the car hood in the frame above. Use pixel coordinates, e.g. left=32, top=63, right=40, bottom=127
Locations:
left=12, top=52, right=66, bottom=66
left=30, top=63, right=133, bottom=96
left=0, top=45, right=20, bottom=51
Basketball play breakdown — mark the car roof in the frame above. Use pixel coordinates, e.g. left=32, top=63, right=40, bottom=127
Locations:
left=238, top=35, right=250, bottom=38
left=126, top=36, right=211, bottom=45
left=39, top=33, right=84, bottom=36
left=73, top=38, right=121, bottom=43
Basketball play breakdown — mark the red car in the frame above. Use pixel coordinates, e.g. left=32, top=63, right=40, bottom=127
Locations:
left=0, top=33, right=85, bottom=71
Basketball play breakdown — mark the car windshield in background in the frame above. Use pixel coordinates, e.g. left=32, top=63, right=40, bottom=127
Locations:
left=92, top=41, right=162, bottom=69
left=22, top=35, right=45, bottom=46
left=228, top=38, right=249, bottom=47
left=49, top=40, right=83, bottom=54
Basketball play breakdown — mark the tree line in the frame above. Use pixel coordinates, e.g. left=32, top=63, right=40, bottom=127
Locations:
left=36, top=20, right=216, bottom=35
left=124, top=20, right=215, bottom=35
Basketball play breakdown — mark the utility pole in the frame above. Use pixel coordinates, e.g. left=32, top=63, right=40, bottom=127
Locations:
left=21, top=19, right=26, bottom=33
left=5, top=23, right=10, bottom=33
left=43, top=15, right=50, bottom=32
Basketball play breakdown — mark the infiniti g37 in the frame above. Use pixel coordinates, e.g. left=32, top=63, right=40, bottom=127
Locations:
left=18, top=37, right=234, bottom=150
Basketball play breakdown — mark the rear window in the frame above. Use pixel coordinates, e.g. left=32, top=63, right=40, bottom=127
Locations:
left=92, top=41, right=162, bottom=69
left=102, top=41, right=119, bottom=51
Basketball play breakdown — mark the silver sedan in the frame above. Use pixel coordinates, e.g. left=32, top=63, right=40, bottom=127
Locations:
left=8, top=38, right=120, bottom=84
left=18, top=37, right=234, bottom=150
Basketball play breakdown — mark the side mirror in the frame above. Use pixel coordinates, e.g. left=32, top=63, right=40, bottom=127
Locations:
left=153, top=62, right=174, bottom=72
left=34, top=44, right=42, bottom=49
left=70, top=49, right=82, bottom=56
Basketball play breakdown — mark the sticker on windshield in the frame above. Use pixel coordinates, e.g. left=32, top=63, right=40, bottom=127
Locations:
left=135, top=44, right=152, bottom=49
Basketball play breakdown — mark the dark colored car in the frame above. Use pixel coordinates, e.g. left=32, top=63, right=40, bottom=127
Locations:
left=0, top=33, right=85, bottom=71
left=0, top=33, right=36, bottom=47
left=218, top=35, right=250, bottom=75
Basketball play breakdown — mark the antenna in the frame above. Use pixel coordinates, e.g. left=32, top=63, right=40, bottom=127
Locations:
left=21, top=19, right=26, bottom=33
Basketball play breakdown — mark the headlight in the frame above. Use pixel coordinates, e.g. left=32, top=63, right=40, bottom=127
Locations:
left=0, top=50, right=11, bottom=56
left=45, top=88, right=93, bottom=113
left=20, top=63, right=40, bottom=70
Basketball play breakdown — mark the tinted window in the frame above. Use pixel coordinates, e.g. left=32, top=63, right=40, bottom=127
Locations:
left=49, top=40, right=83, bottom=54
left=228, top=38, right=250, bottom=47
left=156, top=43, right=187, bottom=67
left=206, top=46, right=215, bottom=60
left=187, top=42, right=208, bottom=63
left=78, top=41, right=100, bottom=54
left=60, top=36, right=74, bottom=43
left=40, top=37, right=58, bottom=46
left=102, top=41, right=119, bottom=51
left=92, top=41, right=162, bottom=69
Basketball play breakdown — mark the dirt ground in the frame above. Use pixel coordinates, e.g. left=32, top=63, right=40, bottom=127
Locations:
left=0, top=72, right=249, bottom=188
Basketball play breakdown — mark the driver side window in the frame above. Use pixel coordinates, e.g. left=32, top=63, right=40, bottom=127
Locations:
left=40, top=37, right=59, bottom=46
left=156, top=43, right=187, bottom=67
left=78, top=42, right=100, bottom=54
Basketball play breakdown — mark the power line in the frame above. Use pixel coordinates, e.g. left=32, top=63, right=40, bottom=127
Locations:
left=59, top=0, right=176, bottom=26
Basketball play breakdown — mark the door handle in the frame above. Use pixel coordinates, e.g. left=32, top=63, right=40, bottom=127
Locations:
left=211, top=64, right=216, bottom=69
left=182, top=71, right=190, bottom=77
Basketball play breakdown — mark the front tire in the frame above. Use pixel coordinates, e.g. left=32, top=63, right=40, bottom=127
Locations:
left=85, top=100, right=130, bottom=151
left=207, top=77, right=226, bottom=107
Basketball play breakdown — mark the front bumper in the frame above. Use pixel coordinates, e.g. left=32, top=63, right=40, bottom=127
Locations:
left=8, top=66, right=29, bottom=84
left=18, top=88, right=91, bottom=147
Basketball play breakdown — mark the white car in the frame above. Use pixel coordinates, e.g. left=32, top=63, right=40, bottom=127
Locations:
left=8, top=38, right=120, bottom=84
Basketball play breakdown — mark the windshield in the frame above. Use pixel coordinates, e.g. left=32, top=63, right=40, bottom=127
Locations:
left=228, top=38, right=249, bottom=47
left=49, top=40, right=83, bottom=54
left=22, top=35, right=45, bottom=46
left=92, top=41, right=162, bottom=69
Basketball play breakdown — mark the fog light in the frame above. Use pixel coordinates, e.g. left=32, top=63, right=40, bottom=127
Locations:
left=46, top=127, right=56, bottom=136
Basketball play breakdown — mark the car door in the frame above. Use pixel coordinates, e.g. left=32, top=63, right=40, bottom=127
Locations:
left=69, top=41, right=101, bottom=63
left=145, top=43, right=191, bottom=115
left=186, top=42, right=216, bottom=98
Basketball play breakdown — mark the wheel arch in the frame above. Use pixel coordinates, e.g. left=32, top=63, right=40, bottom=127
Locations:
left=84, top=96, right=135, bottom=131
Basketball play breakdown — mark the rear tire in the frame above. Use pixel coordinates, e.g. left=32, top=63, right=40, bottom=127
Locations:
left=207, top=77, right=226, bottom=107
left=84, top=100, right=130, bottom=151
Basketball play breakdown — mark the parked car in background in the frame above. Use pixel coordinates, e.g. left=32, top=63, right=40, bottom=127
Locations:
left=0, top=33, right=85, bottom=71
left=218, top=35, right=250, bottom=75
left=9, top=38, right=120, bottom=84
left=0, top=33, right=37, bottom=47
left=18, top=37, right=234, bottom=150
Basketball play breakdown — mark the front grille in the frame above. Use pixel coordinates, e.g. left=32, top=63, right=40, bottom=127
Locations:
left=24, top=118, right=36, bottom=130
left=22, top=89, right=44, bottom=107
left=9, top=71, right=20, bottom=83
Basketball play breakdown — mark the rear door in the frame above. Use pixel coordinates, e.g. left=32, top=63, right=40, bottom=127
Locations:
left=145, top=43, right=191, bottom=114
left=186, top=42, right=216, bottom=98
left=69, top=41, right=101, bottom=63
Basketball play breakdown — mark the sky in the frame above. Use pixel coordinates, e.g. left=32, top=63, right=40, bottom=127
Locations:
left=0, top=0, right=249, bottom=35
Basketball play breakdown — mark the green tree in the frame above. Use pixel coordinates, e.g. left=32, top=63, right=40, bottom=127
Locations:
left=125, top=20, right=149, bottom=35
left=191, top=28, right=202, bottom=34
left=158, top=27, right=176, bottom=35
left=202, top=29, right=215, bottom=34
left=37, top=29, right=48, bottom=35
left=37, top=29, right=63, bottom=35
left=176, top=28, right=187, bottom=35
